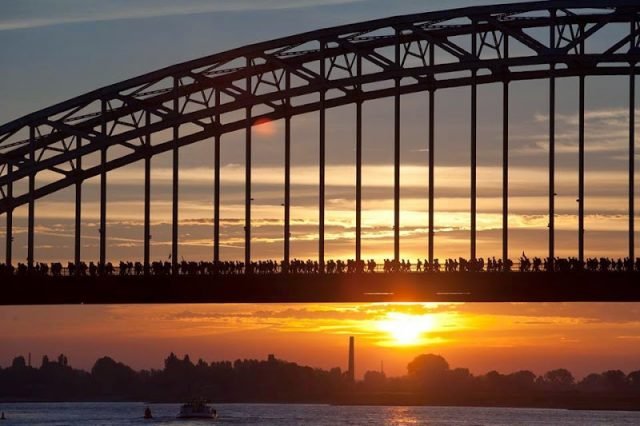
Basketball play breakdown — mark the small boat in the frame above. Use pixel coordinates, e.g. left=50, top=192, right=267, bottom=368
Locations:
left=177, top=399, right=217, bottom=419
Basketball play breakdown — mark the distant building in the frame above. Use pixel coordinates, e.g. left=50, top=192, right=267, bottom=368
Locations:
left=268, top=354, right=276, bottom=362
left=347, top=336, right=355, bottom=382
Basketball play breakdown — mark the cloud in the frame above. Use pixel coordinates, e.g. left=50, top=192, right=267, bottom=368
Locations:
left=454, top=303, right=640, bottom=325
left=0, top=0, right=362, bottom=31
left=164, top=304, right=459, bottom=323
left=31, top=163, right=637, bottom=197
left=516, top=108, right=635, bottom=157
left=97, top=302, right=640, bottom=353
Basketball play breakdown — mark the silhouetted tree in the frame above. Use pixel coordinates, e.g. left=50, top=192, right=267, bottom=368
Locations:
left=601, top=370, right=627, bottom=391
left=0, top=351, right=638, bottom=410
left=579, top=373, right=606, bottom=392
left=507, top=370, right=536, bottom=390
left=543, top=368, right=575, bottom=390
left=57, top=354, right=68, bottom=367
left=11, top=356, right=26, bottom=369
left=407, top=354, right=449, bottom=381
left=628, top=370, right=640, bottom=390
left=91, top=356, right=137, bottom=399
left=363, top=370, right=387, bottom=389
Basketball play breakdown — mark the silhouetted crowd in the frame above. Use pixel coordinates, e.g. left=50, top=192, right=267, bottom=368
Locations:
left=1, top=254, right=639, bottom=276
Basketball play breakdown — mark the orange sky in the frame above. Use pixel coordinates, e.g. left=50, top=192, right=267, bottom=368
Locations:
left=2, top=302, right=640, bottom=379
left=2, top=102, right=637, bottom=263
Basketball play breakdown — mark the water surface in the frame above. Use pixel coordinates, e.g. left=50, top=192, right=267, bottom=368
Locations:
left=0, top=402, right=639, bottom=425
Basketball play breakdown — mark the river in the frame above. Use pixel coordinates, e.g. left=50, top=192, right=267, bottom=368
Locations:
left=0, top=402, right=639, bottom=425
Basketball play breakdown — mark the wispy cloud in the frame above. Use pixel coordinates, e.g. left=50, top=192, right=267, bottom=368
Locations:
left=515, top=108, right=636, bottom=156
left=33, top=163, right=637, bottom=193
left=0, top=0, right=362, bottom=31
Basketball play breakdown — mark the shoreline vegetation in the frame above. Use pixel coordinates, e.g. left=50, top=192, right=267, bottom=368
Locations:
left=1, top=353, right=639, bottom=411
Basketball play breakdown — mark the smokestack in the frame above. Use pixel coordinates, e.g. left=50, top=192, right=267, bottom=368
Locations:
left=348, top=336, right=355, bottom=382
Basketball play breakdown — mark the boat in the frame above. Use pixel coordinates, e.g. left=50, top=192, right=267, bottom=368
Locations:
left=177, top=400, right=217, bottom=419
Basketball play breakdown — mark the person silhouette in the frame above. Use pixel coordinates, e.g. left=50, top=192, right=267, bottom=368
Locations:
left=144, top=407, right=152, bottom=419
left=1, top=412, right=5, bottom=420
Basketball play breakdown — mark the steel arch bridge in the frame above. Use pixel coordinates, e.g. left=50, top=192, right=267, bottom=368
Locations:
left=1, top=0, right=639, bottom=304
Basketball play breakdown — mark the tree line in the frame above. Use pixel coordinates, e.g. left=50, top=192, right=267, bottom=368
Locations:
left=1, top=353, right=639, bottom=409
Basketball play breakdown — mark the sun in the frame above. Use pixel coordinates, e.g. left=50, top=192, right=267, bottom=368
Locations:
left=376, top=312, right=437, bottom=346
left=253, top=117, right=277, bottom=136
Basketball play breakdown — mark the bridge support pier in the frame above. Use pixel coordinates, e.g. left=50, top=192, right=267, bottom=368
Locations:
left=98, top=148, right=107, bottom=265
left=578, top=74, right=585, bottom=264
left=428, top=45, right=435, bottom=267
left=172, top=143, right=179, bottom=274
left=99, top=101, right=107, bottom=267
left=578, top=28, right=585, bottom=264
left=144, top=111, right=151, bottom=275
left=245, top=116, right=251, bottom=273
left=393, top=32, right=401, bottom=263
left=470, top=79, right=477, bottom=261
left=5, top=164, right=12, bottom=266
left=214, top=90, right=221, bottom=267
left=471, top=22, right=477, bottom=261
left=284, top=72, right=291, bottom=273
left=144, top=155, right=150, bottom=274
left=355, top=56, right=362, bottom=269
left=548, top=11, right=557, bottom=269
left=549, top=74, right=555, bottom=267
left=630, top=67, right=636, bottom=263
left=502, top=35, right=509, bottom=269
left=245, top=61, right=252, bottom=273
left=74, top=136, right=82, bottom=271
left=503, top=80, right=509, bottom=268
left=27, top=126, right=35, bottom=270
left=630, top=20, right=636, bottom=264
left=244, top=58, right=253, bottom=273
left=99, top=147, right=106, bottom=266
left=319, top=42, right=326, bottom=273
left=172, top=79, right=179, bottom=274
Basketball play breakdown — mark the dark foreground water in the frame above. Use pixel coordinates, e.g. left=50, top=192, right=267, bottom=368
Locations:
left=0, top=403, right=639, bottom=425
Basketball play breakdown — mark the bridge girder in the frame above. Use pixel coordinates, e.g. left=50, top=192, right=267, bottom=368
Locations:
left=0, top=0, right=639, bottom=272
left=1, top=1, right=639, bottom=212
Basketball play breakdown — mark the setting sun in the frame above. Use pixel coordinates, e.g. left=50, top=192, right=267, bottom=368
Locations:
left=254, top=117, right=277, bottom=136
left=376, top=312, right=437, bottom=346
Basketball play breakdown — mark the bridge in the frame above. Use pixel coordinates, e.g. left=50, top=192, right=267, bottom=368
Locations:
left=1, top=0, right=639, bottom=304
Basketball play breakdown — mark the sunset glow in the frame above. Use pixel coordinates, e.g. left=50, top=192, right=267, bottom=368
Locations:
left=376, top=312, right=437, bottom=346
left=2, top=302, right=640, bottom=380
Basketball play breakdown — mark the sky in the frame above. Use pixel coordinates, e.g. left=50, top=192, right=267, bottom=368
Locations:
left=0, top=0, right=636, bottom=263
left=2, top=302, right=640, bottom=380
left=1, top=0, right=640, bottom=379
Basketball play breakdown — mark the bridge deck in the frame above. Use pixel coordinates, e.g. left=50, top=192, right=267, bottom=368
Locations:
left=2, top=272, right=639, bottom=305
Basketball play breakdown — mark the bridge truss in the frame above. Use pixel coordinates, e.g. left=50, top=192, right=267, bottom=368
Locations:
left=1, top=0, right=639, bottom=275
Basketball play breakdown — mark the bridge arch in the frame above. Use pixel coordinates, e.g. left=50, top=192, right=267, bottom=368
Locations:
left=0, top=0, right=638, bottom=270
